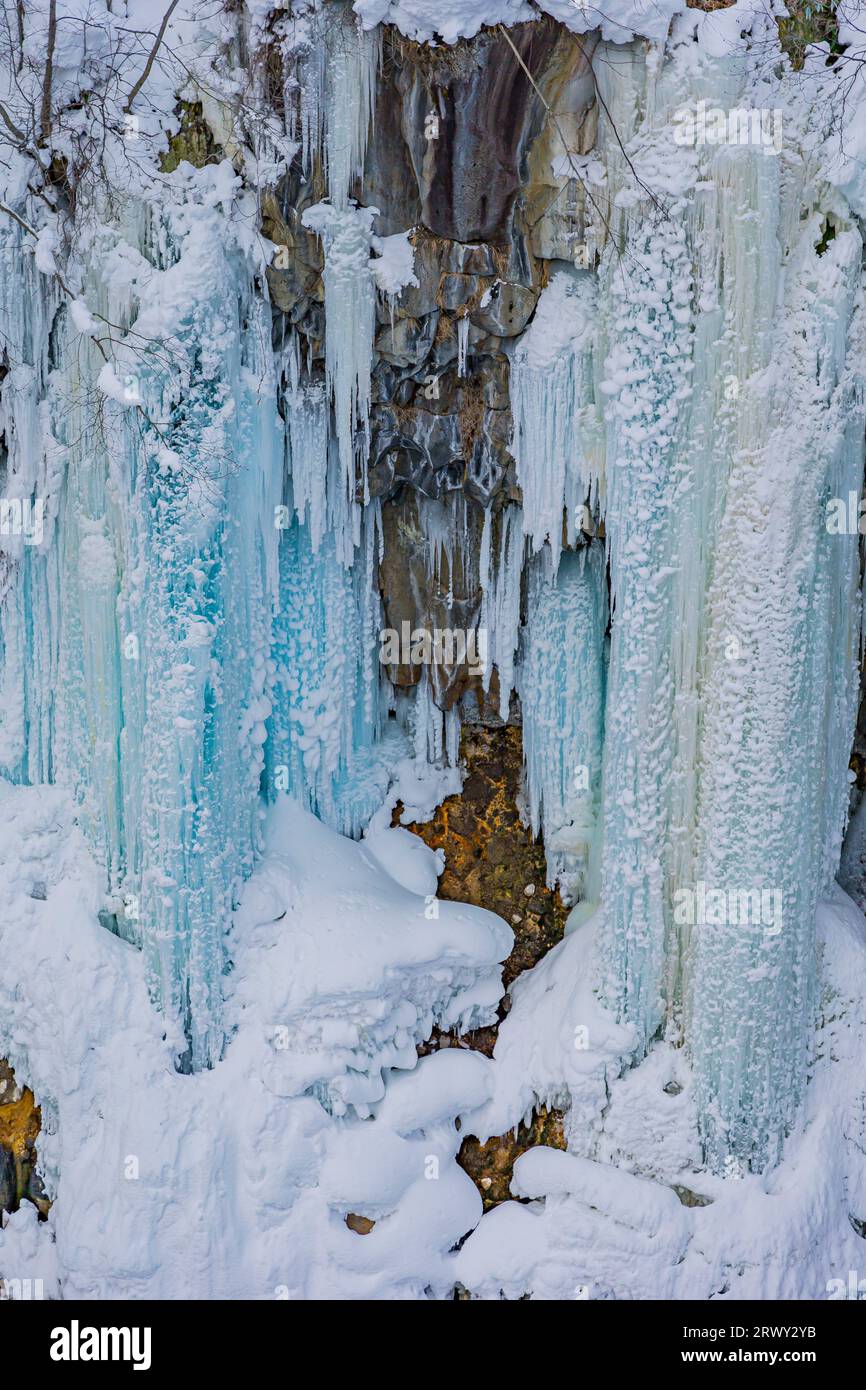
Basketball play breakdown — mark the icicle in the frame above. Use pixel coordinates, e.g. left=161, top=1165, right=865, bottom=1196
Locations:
left=324, top=5, right=381, bottom=211
left=266, top=512, right=385, bottom=838
left=411, top=668, right=461, bottom=772
left=284, top=332, right=330, bottom=553
left=478, top=504, right=524, bottom=720
left=457, top=315, right=469, bottom=378
left=519, top=544, right=607, bottom=904
left=509, top=266, right=601, bottom=569
left=301, top=203, right=377, bottom=546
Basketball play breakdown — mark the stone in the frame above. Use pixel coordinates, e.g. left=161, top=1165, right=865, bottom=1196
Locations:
left=403, top=725, right=568, bottom=987
left=261, top=185, right=324, bottom=319
left=345, top=1212, right=376, bottom=1234
left=458, top=1106, right=567, bottom=1211
left=469, top=279, right=538, bottom=337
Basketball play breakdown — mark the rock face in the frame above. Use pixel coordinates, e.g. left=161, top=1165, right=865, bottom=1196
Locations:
left=0, top=1060, right=46, bottom=1217
left=259, top=16, right=595, bottom=1206
left=405, top=725, right=568, bottom=987
left=459, top=1107, right=567, bottom=1212
left=403, top=725, right=569, bottom=1206
left=263, top=14, right=599, bottom=705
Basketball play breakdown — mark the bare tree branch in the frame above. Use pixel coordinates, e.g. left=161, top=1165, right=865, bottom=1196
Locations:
left=124, top=0, right=181, bottom=113
left=37, top=0, right=56, bottom=147
left=0, top=98, right=24, bottom=144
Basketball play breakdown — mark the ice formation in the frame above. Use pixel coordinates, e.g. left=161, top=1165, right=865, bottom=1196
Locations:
left=509, top=267, right=600, bottom=566
left=2, top=0, right=866, bottom=1304
left=519, top=544, right=607, bottom=903
left=589, top=24, right=866, bottom=1173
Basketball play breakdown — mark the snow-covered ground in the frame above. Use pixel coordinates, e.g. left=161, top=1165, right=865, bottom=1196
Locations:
left=2, top=777, right=866, bottom=1299
left=0, top=781, right=509, bottom=1298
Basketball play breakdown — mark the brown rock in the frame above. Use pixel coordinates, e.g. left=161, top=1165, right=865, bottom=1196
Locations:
left=345, top=1212, right=376, bottom=1235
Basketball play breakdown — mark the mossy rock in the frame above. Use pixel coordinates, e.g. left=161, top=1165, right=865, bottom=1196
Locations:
left=160, top=102, right=220, bottom=173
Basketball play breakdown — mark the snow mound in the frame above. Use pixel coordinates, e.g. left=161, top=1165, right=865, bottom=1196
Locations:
left=228, top=799, right=511, bottom=1116
left=455, top=888, right=866, bottom=1300
left=0, top=783, right=510, bottom=1299
left=361, top=825, right=444, bottom=897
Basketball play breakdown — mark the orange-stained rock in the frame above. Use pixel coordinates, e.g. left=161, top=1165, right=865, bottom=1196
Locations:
left=401, top=723, right=567, bottom=991
left=458, top=1108, right=567, bottom=1212
left=0, top=1059, right=48, bottom=1216
left=345, top=1212, right=376, bottom=1235
left=402, top=723, right=570, bottom=1207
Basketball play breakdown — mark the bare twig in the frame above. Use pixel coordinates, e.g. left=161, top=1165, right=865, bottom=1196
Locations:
left=0, top=97, right=24, bottom=143
left=0, top=198, right=175, bottom=443
left=124, top=0, right=181, bottom=113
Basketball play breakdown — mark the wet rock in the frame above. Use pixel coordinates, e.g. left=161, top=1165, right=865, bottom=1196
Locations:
left=440, top=273, right=477, bottom=313
left=0, top=1145, right=15, bottom=1216
left=382, top=21, right=571, bottom=248
left=369, top=366, right=514, bottom=509
left=369, top=404, right=465, bottom=501
left=377, top=493, right=484, bottom=707
left=0, top=1060, right=45, bottom=1216
left=481, top=356, right=510, bottom=410
left=466, top=404, right=515, bottom=506
left=345, top=1212, right=376, bottom=1234
left=520, top=36, right=599, bottom=261
left=673, top=1184, right=714, bottom=1208
left=375, top=311, right=440, bottom=370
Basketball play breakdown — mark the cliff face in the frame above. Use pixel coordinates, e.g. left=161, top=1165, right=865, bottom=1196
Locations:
left=265, top=15, right=600, bottom=708
left=0, top=6, right=600, bottom=1225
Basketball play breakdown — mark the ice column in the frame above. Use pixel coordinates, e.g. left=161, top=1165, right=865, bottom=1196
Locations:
left=519, top=543, right=608, bottom=903
left=509, top=267, right=601, bottom=570
left=689, top=210, right=865, bottom=1171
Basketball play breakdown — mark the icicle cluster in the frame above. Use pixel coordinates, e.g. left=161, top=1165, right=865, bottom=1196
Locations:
left=509, top=267, right=602, bottom=568
left=519, top=544, right=607, bottom=904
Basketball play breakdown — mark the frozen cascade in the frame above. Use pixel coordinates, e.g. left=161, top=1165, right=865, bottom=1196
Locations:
left=519, top=543, right=607, bottom=904
left=595, top=187, right=694, bottom=1054
left=0, top=170, right=286, bottom=1070
left=265, top=513, right=390, bottom=837
left=590, top=36, right=866, bottom=1169
left=688, top=209, right=866, bottom=1171
left=324, top=4, right=382, bottom=210
left=2, top=0, right=866, bottom=1307
left=478, top=504, right=525, bottom=721
left=281, top=333, right=331, bottom=553
left=0, top=225, right=64, bottom=788
left=302, top=202, right=377, bottom=551
left=509, top=266, right=602, bottom=569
